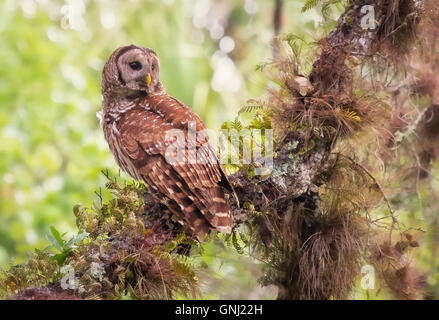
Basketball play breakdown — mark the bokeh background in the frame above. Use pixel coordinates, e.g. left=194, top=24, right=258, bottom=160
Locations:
left=2, top=0, right=437, bottom=299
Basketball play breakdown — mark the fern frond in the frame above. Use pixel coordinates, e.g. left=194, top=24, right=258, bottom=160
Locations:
left=239, top=104, right=264, bottom=115
left=281, top=34, right=307, bottom=58
left=301, top=0, right=321, bottom=12
left=343, top=110, right=361, bottom=122
left=221, top=119, right=242, bottom=131
left=231, top=118, right=243, bottom=131
left=231, top=228, right=245, bottom=255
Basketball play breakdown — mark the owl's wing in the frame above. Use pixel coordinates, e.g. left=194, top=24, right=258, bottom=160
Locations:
left=118, top=107, right=223, bottom=188
left=117, top=106, right=232, bottom=237
left=146, top=94, right=236, bottom=196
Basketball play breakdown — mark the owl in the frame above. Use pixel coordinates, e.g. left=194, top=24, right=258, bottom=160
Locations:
left=98, top=45, right=235, bottom=239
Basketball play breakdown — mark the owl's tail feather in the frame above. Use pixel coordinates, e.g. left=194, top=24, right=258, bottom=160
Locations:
left=148, top=159, right=213, bottom=240
left=173, top=185, right=232, bottom=239
left=166, top=200, right=211, bottom=241
left=207, top=186, right=233, bottom=234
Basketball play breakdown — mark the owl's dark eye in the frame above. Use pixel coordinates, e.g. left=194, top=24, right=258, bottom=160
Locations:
left=129, top=61, right=142, bottom=70
left=151, top=64, right=156, bottom=71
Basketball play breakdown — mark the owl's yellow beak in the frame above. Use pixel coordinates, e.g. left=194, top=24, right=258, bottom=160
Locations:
left=146, top=73, right=152, bottom=87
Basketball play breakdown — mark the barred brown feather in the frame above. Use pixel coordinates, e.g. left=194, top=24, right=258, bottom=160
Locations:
left=100, top=45, right=235, bottom=239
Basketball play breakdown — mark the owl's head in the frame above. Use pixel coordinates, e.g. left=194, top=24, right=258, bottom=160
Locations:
left=102, top=45, right=162, bottom=96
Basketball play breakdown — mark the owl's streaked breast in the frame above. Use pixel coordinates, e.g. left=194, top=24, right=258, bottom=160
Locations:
left=104, top=121, right=143, bottom=181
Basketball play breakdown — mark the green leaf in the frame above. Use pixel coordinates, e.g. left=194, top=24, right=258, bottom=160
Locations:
left=52, top=251, right=70, bottom=265
left=232, top=228, right=245, bottom=255
left=232, top=118, right=243, bottom=131
left=165, top=240, right=177, bottom=252
left=47, top=227, right=65, bottom=252
left=50, top=226, right=65, bottom=248
left=238, top=103, right=264, bottom=115
left=64, top=232, right=89, bottom=250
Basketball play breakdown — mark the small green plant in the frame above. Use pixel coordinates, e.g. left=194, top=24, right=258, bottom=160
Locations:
left=46, top=227, right=89, bottom=265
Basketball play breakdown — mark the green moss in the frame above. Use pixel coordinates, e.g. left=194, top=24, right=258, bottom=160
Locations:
left=0, top=176, right=199, bottom=300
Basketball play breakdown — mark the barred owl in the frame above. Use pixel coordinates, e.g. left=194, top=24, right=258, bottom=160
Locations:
left=98, top=45, right=235, bottom=239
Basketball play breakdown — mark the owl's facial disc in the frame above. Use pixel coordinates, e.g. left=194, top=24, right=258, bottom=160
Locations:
left=116, top=48, right=159, bottom=94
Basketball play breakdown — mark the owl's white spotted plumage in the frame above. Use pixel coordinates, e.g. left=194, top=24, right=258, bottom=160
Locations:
left=99, top=45, right=235, bottom=239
